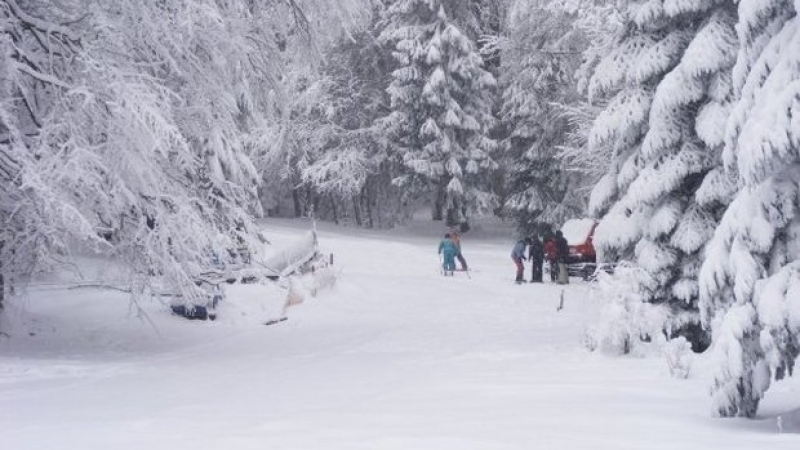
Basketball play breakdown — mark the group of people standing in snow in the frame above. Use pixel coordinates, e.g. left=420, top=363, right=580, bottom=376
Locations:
left=511, top=232, right=569, bottom=285
left=437, top=227, right=570, bottom=284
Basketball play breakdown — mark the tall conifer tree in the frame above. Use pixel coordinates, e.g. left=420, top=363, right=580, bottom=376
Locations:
left=699, top=0, right=800, bottom=418
left=379, top=0, right=497, bottom=225
left=587, top=0, right=739, bottom=351
left=499, top=1, right=587, bottom=234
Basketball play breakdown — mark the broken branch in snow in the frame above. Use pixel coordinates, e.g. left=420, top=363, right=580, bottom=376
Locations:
left=68, top=283, right=180, bottom=298
left=6, top=0, right=81, bottom=43
left=13, top=61, right=73, bottom=90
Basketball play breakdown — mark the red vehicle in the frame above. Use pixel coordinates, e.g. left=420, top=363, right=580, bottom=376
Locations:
left=560, top=219, right=598, bottom=264
left=559, top=218, right=616, bottom=280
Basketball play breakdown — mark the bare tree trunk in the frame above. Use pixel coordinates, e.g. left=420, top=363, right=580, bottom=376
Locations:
left=328, top=195, right=340, bottom=225
left=365, top=184, right=376, bottom=229
left=0, top=241, right=4, bottom=310
left=352, top=195, right=363, bottom=227
left=311, top=189, right=320, bottom=217
left=292, top=188, right=302, bottom=218
left=372, top=183, right=382, bottom=229
left=432, top=179, right=447, bottom=221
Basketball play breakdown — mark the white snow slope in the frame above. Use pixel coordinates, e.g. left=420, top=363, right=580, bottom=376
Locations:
left=1, top=218, right=798, bottom=450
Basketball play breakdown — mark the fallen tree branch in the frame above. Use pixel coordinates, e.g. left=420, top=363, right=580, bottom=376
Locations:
left=14, top=61, right=72, bottom=90
left=6, top=0, right=80, bottom=43
left=68, top=283, right=180, bottom=297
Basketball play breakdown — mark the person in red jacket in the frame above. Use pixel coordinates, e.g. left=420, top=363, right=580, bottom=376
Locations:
left=449, top=227, right=468, bottom=271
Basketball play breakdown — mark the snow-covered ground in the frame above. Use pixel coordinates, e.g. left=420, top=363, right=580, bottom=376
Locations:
left=1, top=218, right=798, bottom=450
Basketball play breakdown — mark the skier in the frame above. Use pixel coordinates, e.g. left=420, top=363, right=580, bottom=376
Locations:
left=449, top=227, right=468, bottom=271
left=528, top=234, right=544, bottom=283
left=511, top=237, right=528, bottom=284
left=438, top=233, right=458, bottom=276
left=554, top=230, right=570, bottom=284
left=544, top=236, right=557, bottom=282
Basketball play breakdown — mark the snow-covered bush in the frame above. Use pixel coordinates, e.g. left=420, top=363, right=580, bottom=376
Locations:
left=663, top=336, right=693, bottom=379
left=278, top=256, right=339, bottom=316
left=586, top=263, right=670, bottom=355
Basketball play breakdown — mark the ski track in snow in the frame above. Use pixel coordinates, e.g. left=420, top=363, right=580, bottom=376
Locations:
left=0, top=219, right=798, bottom=450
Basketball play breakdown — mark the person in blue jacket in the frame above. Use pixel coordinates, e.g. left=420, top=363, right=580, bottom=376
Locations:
left=511, top=237, right=529, bottom=284
left=438, top=233, right=458, bottom=276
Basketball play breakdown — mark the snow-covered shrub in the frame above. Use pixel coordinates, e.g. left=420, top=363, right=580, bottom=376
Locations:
left=586, top=263, right=670, bottom=355
left=280, top=261, right=339, bottom=316
left=308, top=265, right=339, bottom=298
left=663, top=336, right=693, bottom=379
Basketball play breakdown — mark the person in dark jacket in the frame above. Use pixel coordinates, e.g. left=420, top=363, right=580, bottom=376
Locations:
left=544, top=236, right=557, bottom=281
left=554, top=230, right=570, bottom=284
left=528, top=235, right=544, bottom=283
left=511, top=238, right=528, bottom=284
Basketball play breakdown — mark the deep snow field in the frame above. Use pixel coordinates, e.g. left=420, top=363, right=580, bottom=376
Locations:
left=1, top=217, right=799, bottom=450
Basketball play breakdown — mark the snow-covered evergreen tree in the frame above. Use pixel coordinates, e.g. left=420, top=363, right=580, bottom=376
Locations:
left=498, top=0, right=588, bottom=234
left=560, top=0, right=624, bottom=186
left=587, top=0, right=739, bottom=351
left=699, top=0, right=800, bottom=418
left=293, top=19, right=410, bottom=227
left=379, top=0, right=498, bottom=225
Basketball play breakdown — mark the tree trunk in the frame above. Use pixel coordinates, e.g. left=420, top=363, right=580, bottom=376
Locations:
left=352, top=195, right=363, bottom=227
left=292, top=188, right=302, bottom=218
left=365, top=184, right=376, bottom=229
left=311, top=189, right=320, bottom=218
left=432, top=179, right=447, bottom=221
left=365, top=191, right=374, bottom=228
left=330, top=196, right=339, bottom=225
left=431, top=178, right=447, bottom=221
left=0, top=241, right=4, bottom=310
